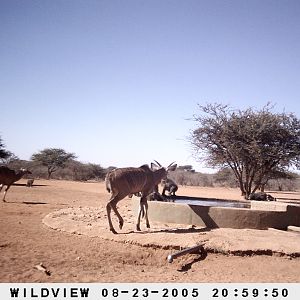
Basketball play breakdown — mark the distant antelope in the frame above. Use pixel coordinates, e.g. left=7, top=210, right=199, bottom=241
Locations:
left=0, top=166, right=32, bottom=202
left=26, top=179, right=34, bottom=187
left=105, top=161, right=177, bottom=234
left=161, top=178, right=178, bottom=196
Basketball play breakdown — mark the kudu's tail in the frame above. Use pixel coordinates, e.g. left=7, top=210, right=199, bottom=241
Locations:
left=140, top=198, right=145, bottom=219
left=105, top=176, right=111, bottom=193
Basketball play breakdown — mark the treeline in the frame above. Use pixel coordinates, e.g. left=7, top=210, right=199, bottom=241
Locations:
left=0, top=140, right=299, bottom=190
left=4, top=158, right=106, bottom=181
left=2, top=157, right=299, bottom=190
left=168, top=165, right=300, bottom=192
left=0, top=146, right=107, bottom=181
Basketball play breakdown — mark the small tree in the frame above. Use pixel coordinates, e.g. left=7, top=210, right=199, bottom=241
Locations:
left=190, top=103, right=300, bottom=198
left=0, top=136, right=10, bottom=161
left=31, top=148, right=76, bottom=179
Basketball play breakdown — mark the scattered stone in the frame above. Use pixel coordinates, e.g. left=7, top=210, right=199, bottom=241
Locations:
left=34, top=263, right=51, bottom=276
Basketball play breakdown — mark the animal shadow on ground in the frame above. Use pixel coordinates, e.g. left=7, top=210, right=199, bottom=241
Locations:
left=20, top=201, right=69, bottom=206
left=177, top=246, right=208, bottom=272
left=116, top=230, right=136, bottom=235
left=5, top=200, right=48, bottom=205
left=12, top=183, right=48, bottom=187
left=22, top=201, right=48, bottom=205
left=111, top=227, right=211, bottom=235
left=149, top=227, right=211, bottom=234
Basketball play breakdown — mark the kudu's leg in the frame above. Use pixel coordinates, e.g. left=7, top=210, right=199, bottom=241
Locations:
left=111, top=202, right=124, bottom=230
left=170, top=186, right=177, bottom=196
left=2, top=185, right=10, bottom=202
left=106, top=195, right=124, bottom=234
left=136, top=195, right=150, bottom=231
left=136, top=197, right=143, bottom=231
left=144, top=200, right=150, bottom=228
left=106, top=202, right=116, bottom=234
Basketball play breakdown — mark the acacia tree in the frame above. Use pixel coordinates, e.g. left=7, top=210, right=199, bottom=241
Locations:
left=31, top=148, right=76, bottom=179
left=190, top=103, right=300, bottom=198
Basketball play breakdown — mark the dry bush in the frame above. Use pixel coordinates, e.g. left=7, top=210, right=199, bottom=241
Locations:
left=4, top=159, right=105, bottom=181
left=266, top=178, right=299, bottom=192
left=213, top=168, right=238, bottom=188
left=169, top=170, right=214, bottom=187
left=47, top=161, right=105, bottom=181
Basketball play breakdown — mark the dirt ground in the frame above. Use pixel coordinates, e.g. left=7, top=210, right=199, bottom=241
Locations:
left=0, top=179, right=300, bottom=283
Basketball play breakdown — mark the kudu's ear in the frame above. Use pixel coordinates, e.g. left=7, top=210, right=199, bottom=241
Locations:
left=167, top=163, right=177, bottom=171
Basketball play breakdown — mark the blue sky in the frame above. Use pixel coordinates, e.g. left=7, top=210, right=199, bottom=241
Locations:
left=1, top=0, right=300, bottom=172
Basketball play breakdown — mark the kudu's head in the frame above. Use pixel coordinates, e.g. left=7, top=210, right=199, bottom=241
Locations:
left=150, top=161, right=177, bottom=185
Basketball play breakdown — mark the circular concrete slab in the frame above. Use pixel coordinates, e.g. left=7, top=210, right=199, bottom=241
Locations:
left=43, top=206, right=300, bottom=257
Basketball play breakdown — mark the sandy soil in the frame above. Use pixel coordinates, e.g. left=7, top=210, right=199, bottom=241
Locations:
left=0, top=179, right=300, bottom=283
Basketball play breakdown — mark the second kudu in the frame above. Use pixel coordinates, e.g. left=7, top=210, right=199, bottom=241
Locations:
left=105, top=161, right=177, bottom=234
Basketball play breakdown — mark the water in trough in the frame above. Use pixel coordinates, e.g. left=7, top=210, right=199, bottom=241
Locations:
left=171, top=196, right=250, bottom=208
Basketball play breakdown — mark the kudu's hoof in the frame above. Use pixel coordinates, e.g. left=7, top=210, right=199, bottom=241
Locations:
left=136, top=226, right=141, bottom=232
left=119, top=222, right=123, bottom=230
left=110, top=228, right=118, bottom=234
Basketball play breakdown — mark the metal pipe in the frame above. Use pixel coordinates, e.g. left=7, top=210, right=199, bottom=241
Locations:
left=167, top=245, right=203, bottom=263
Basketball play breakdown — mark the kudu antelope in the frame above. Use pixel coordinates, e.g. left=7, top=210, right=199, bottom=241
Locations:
left=105, top=161, right=177, bottom=234
left=0, top=166, right=32, bottom=202
left=161, top=178, right=178, bottom=196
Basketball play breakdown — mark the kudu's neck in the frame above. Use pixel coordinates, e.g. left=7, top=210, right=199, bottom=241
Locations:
left=16, top=171, right=27, bottom=180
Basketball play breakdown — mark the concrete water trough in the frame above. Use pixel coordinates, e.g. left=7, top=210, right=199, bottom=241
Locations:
left=133, top=196, right=300, bottom=230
